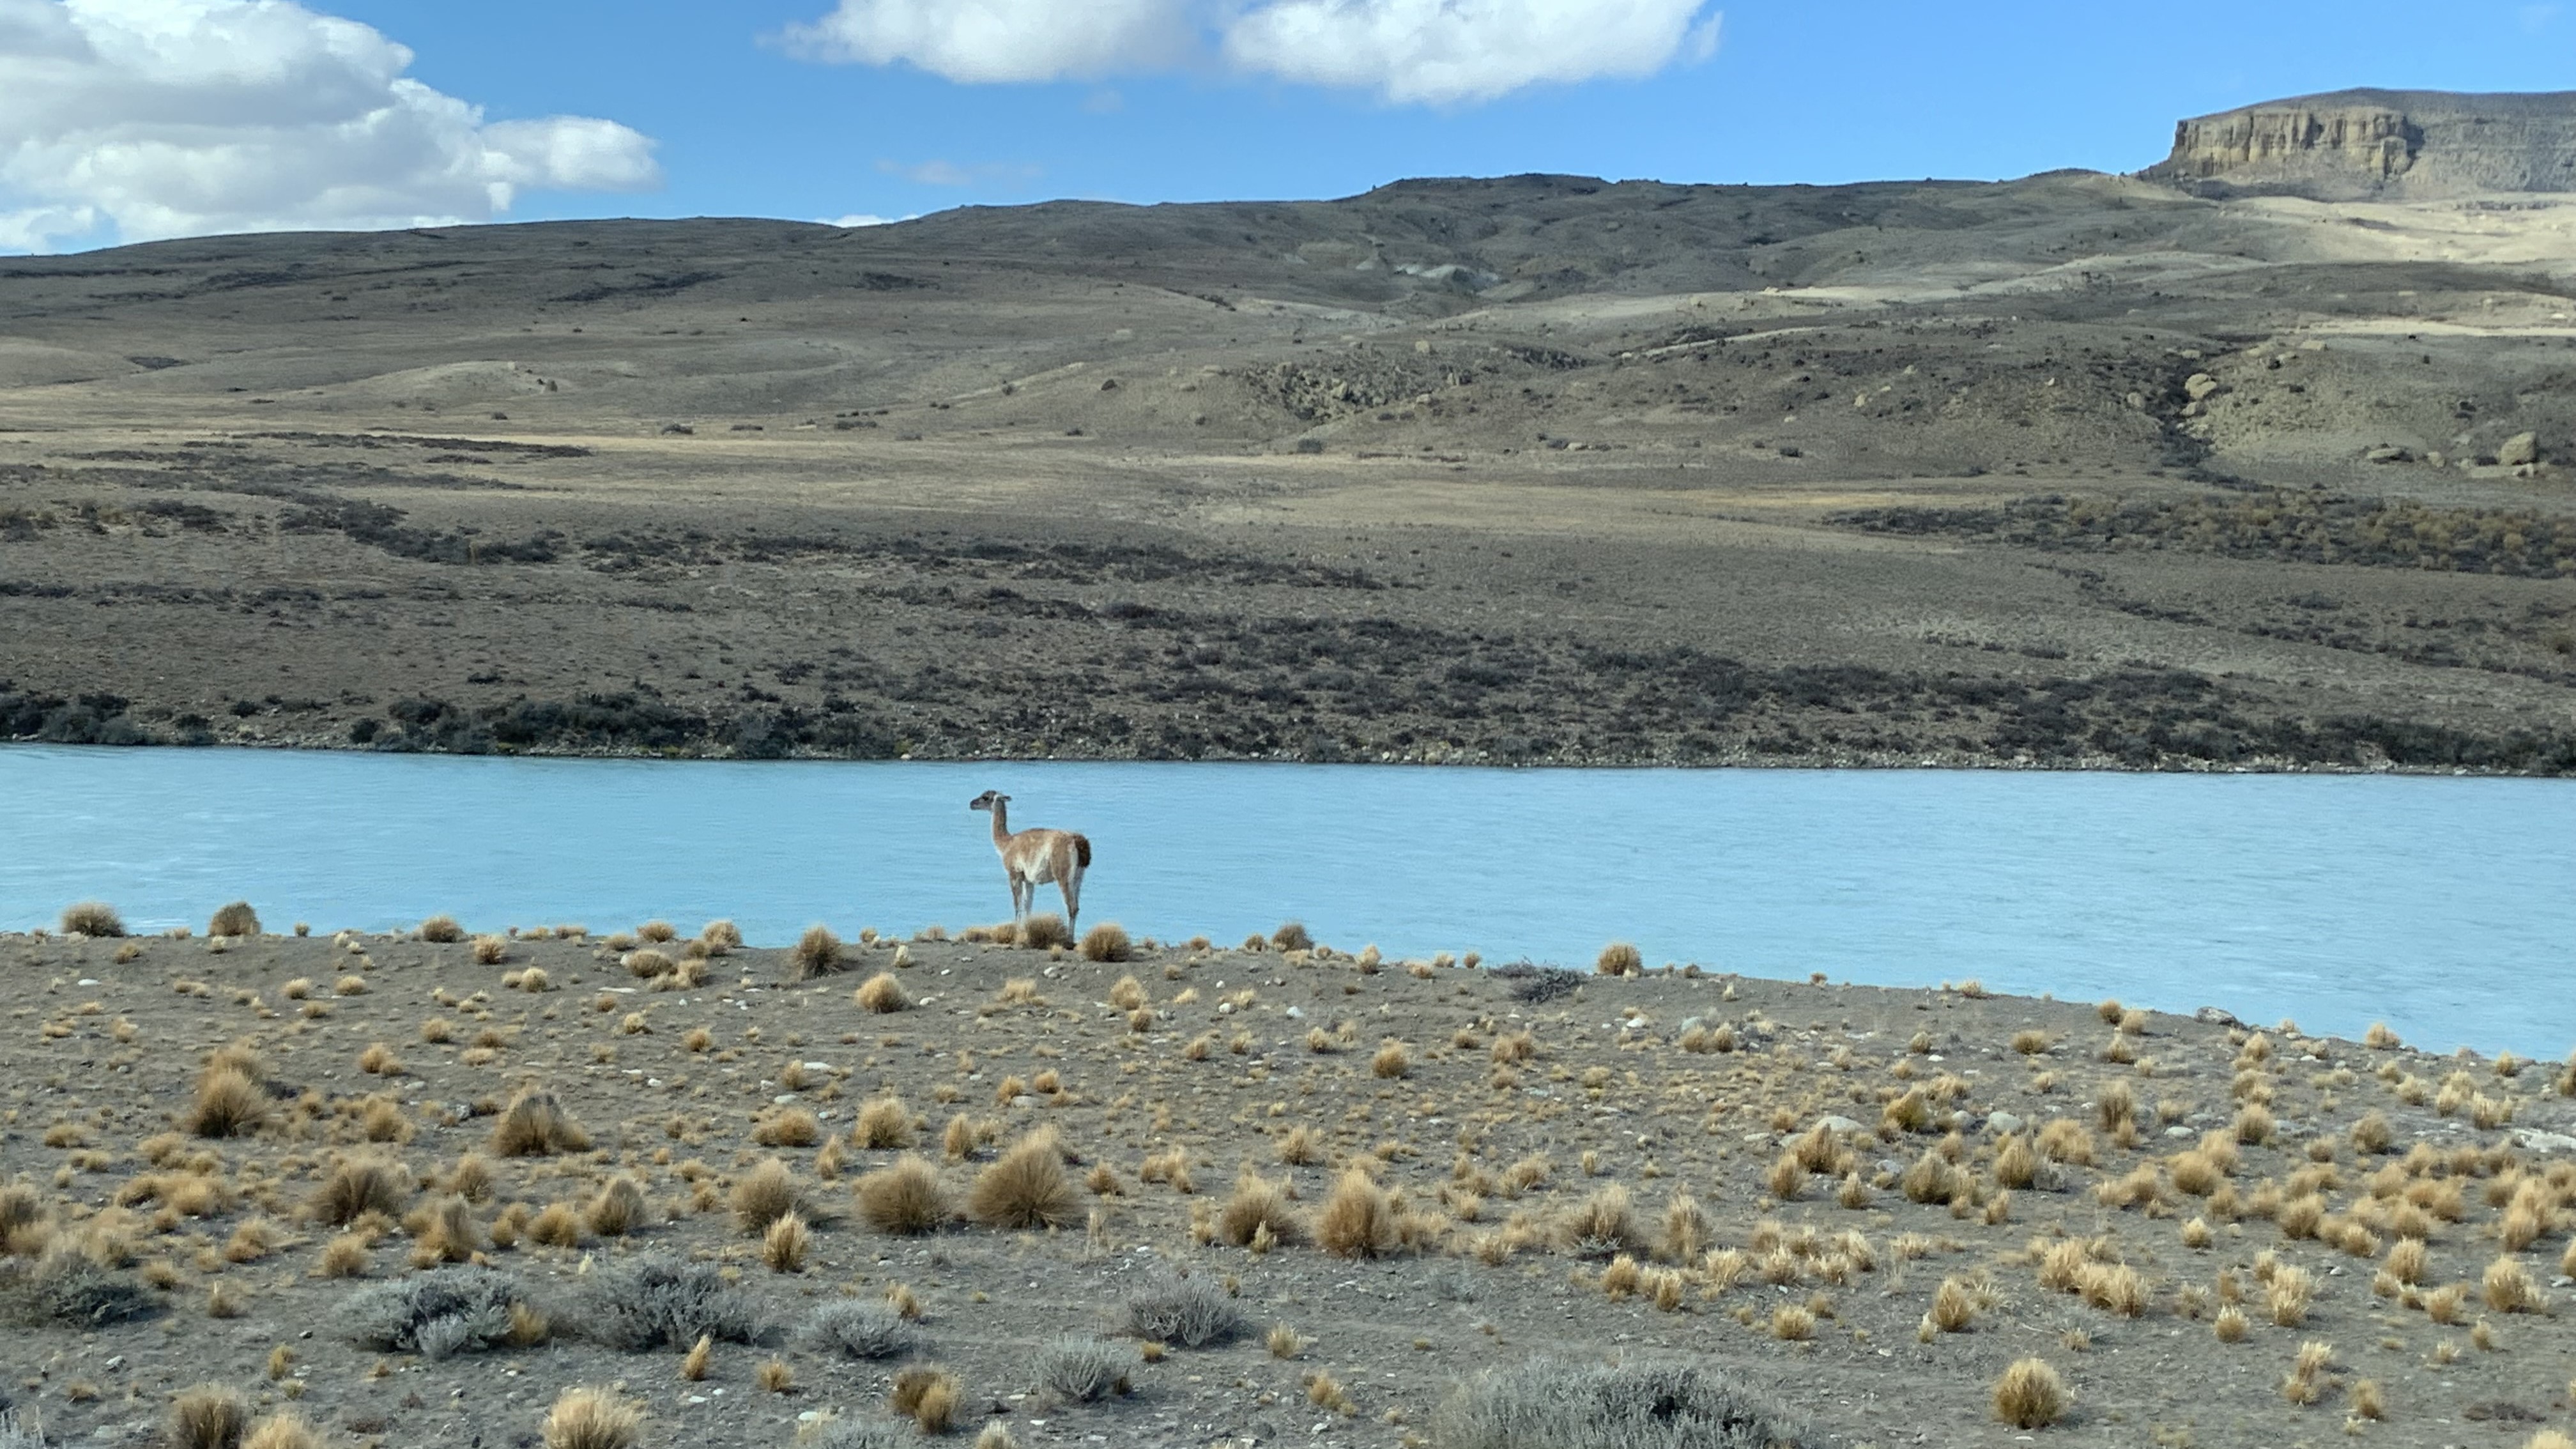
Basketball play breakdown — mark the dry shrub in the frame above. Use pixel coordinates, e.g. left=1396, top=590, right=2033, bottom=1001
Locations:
left=586, top=1176, right=648, bottom=1238
left=855, top=1096, right=916, bottom=1149
left=732, top=1159, right=801, bottom=1234
left=60, top=901, right=125, bottom=937
left=492, top=1091, right=590, bottom=1157
left=1370, top=1043, right=1412, bottom=1079
left=2268, top=1264, right=2316, bottom=1326
left=470, top=935, right=508, bottom=965
left=186, top=1068, right=268, bottom=1140
left=1269, top=921, right=1312, bottom=952
left=755, top=1107, right=821, bottom=1148
left=317, top=1235, right=370, bottom=1278
left=308, top=1155, right=407, bottom=1227
left=579, top=1254, right=763, bottom=1351
left=762, top=1211, right=811, bottom=1273
left=1080, top=924, right=1132, bottom=963
left=1037, top=1335, right=1133, bottom=1402
left=527, top=1202, right=583, bottom=1249
left=1992, top=1358, right=2068, bottom=1429
left=1658, top=1192, right=1709, bottom=1264
left=791, top=926, right=845, bottom=979
left=540, top=1388, right=641, bottom=1449
left=241, top=1413, right=318, bottom=1449
left=1432, top=1358, right=1793, bottom=1449
left=1557, top=1184, right=1644, bottom=1255
left=1317, top=1170, right=1394, bottom=1259
left=419, top=916, right=465, bottom=944
left=854, top=973, right=910, bottom=1014
left=2485, top=1257, right=2544, bottom=1314
left=167, top=1384, right=249, bottom=1449
left=1279, top=1126, right=1322, bottom=1167
left=967, top=1132, right=1076, bottom=1230
left=1218, top=1172, right=1306, bottom=1248
left=1121, top=1270, right=1242, bottom=1346
left=804, top=1299, right=920, bottom=1361
left=891, top=1366, right=962, bottom=1434
left=1594, top=942, right=1642, bottom=977
left=1929, top=1276, right=1977, bottom=1333
left=1020, top=915, right=1072, bottom=951
left=208, top=901, right=261, bottom=938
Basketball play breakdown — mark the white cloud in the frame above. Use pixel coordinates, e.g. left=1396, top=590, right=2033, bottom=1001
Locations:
left=822, top=212, right=902, bottom=227
left=781, top=0, right=1720, bottom=104
left=0, top=0, right=660, bottom=252
left=875, top=157, right=1040, bottom=188
left=1225, top=0, right=1719, bottom=105
left=779, top=0, right=1190, bottom=83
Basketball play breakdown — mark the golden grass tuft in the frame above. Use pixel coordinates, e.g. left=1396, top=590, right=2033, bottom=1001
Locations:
left=854, top=972, right=910, bottom=1013
left=1370, top=1042, right=1412, bottom=1079
left=1218, top=1171, right=1307, bottom=1248
left=240, top=1412, right=318, bottom=1449
left=308, top=1154, right=407, bottom=1226
left=855, top=1095, right=916, bottom=1149
left=1317, top=1169, right=1395, bottom=1259
left=167, top=1384, right=250, bottom=1449
left=208, top=901, right=260, bottom=938
left=1018, top=914, right=1071, bottom=951
left=762, top=1210, right=810, bottom=1273
left=790, top=925, right=845, bottom=979
left=732, top=1158, right=801, bottom=1234
left=967, top=1131, right=1077, bottom=1230
left=316, top=1234, right=370, bottom=1278
left=540, top=1387, right=642, bottom=1449
left=1594, top=942, right=1642, bottom=977
left=755, top=1107, right=822, bottom=1148
left=492, top=1091, right=590, bottom=1157
left=891, top=1365, right=962, bottom=1434
left=471, top=935, right=508, bottom=965
left=857, top=1154, right=950, bottom=1235
left=2485, top=1256, right=2545, bottom=1314
left=418, top=915, right=465, bottom=943
left=187, top=1068, right=268, bottom=1139
left=61, top=901, right=126, bottom=937
left=586, top=1176, right=648, bottom=1237
left=1993, top=1358, right=2069, bottom=1429
left=1080, top=924, right=1132, bottom=963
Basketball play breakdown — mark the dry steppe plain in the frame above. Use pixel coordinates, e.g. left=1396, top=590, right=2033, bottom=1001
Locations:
left=1, top=172, right=2574, bottom=769
left=6, top=907, right=2576, bottom=1448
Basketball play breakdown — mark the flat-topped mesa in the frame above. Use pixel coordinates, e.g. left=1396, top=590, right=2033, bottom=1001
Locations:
left=2143, top=89, right=2576, bottom=199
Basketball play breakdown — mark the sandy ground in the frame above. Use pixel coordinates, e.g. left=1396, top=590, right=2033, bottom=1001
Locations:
left=6, top=905, right=2576, bottom=1448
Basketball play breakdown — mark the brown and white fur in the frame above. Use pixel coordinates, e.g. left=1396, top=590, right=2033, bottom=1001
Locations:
left=969, top=790, right=1090, bottom=932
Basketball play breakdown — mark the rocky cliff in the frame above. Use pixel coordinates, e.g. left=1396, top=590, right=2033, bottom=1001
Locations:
left=2144, top=89, right=2576, bottom=199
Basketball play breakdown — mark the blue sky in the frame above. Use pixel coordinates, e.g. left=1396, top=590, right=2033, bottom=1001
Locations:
left=1, top=0, right=2571, bottom=250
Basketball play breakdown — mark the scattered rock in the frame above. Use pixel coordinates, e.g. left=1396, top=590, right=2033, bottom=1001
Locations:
left=2364, top=444, right=2413, bottom=464
left=2499, top=431, right=2542, bottom=466
left=2184, top=373, right=2221, bottom=401
left=2193, top=1007, right=2242, bottom=1027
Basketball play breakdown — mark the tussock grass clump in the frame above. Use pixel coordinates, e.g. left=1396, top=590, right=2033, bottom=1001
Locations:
left=857, top=1154, right=950, bottom=1235
left=309, top=1155, right=408, bottom=1227
left=187, top=1068, right=268, bottom=1139
left=762, top=1211, right=811, bottom=1273
left=1317, top=1170, right=1395, bottom=1260
left=1992, top=1358, right=2069, bottom=1429
left=755, top=1107, right=822, bottom=1147
left=166, top=1385, right=250, bottom=1449
left=803, top=1298, right=919, bottom=1360
left=540, top=1388, right=641, bottom=1449
left=208, top=901, right=260, bottom=937
left=419, top=916, right=465, bottom=943
left=1020, top=914, right=1073, bottom=951
left=1593, top=942, right=1642, bottom=977
left=60, top=901, right=125, bottom=937
left=854, top=973, right=910, bottom=1013
left=1121, top=1270, right=1242, bottom=1347
left=2485, top=1256, right=2545, bottom=1313
left=732, top=1158, right=801, bottom=1233
left=1557, top=1184, right=1646, bottom=1256
left=890, top=1365, right=963, bottom=1434
left=1270, top=921, right=1313, bottom=952
left=492, top=1091, right=590, bottom=1158
left=967, top=1131, right=1077, bottom=1230
left=471, top=935, right=509, bottom=965
left=580, top=1254, right=763, bottom=1351
left=1371, top=1042, right=1413, bottom=1078
left=240, top=1413, right=320, bottom=1449
left=340, top=1264, right=539, bottom=1360
left=1080, top=924, right=1132, bottom=963
left=1037, top=1335, right=1133, bottom=1402
left=791, top=925, right=846, bottom=979
left=1431, top=1357, right=1795, bottom=1449
left=1218, top=1172, right=1306, bottom=1248
left=585, top=1176, right=648, bottom=1238
left=855, top=1096, right=916, bottom=1149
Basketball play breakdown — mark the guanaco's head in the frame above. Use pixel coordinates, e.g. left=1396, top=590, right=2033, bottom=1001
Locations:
left=969, top=790, right=1009, bottom=813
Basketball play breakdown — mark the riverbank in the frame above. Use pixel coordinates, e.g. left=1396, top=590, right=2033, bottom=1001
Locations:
left=5, top=915, right=2574, bottom=1448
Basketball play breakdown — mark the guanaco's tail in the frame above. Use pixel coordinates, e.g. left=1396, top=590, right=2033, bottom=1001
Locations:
left=1073, top=834, right=1092, bottom=869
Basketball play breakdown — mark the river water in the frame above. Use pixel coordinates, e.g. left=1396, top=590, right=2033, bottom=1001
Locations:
left=3, top=746, right=2569, bottom=1055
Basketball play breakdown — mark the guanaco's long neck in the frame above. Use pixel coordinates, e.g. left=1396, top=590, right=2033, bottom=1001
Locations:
left=989, top=801, right=1011, bottom=848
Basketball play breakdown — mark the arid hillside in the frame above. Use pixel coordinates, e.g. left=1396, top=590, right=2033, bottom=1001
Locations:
left=1, top=158, right=2573, bottom=769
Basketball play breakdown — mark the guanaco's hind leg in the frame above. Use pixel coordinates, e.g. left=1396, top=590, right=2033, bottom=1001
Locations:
left=1059, top=864, right=1083, bottom=935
